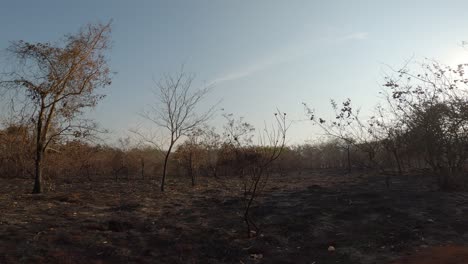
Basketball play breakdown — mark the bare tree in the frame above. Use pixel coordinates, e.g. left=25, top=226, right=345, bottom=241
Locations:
left=304, top=100, right=395, bottom=187
left=304, top=99, right=383, bottom=170
left=224, top=111, right=289, bottom=237
left=0, top=22, right=112, bottom=193
left=141, top=69, right=216, bottom=192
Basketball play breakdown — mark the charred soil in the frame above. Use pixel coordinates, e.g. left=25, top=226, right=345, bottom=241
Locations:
left=1, top=170, right=468, bottom=263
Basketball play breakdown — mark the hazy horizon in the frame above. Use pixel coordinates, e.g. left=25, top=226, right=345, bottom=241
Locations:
left=2, top=0, right=468, bottom=146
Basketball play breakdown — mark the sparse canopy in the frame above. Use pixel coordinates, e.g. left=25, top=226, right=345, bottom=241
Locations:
left=141, top=69, right=216, bottom=191
left=1, top=22, right=112, bottom=193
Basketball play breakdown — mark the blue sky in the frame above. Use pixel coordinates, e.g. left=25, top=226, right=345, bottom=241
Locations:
left=1, top=0, right=468, bottom=145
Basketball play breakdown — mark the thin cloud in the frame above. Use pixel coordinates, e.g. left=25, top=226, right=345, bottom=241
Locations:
left=207, top=59, right=278, bottom=86
left=208, top=31, right=369, bottom=86
left=207, top=50, right=309, bottom=86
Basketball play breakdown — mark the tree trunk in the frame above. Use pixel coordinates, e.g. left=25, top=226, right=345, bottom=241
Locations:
left=141, top=158, right=145, bottom=180
left=190, top=167, right=195, bottom=186
left=347, top=144, right=351, bottom=173
left=189, top=153, right=195, bottom=187
left=393, top=149, right=403, bottom=175
left=161, top=142, right=174, bottom=192
left=32, top=151, right=43, bottom=194
left=244, top=172, right=262, bottom=238
left=33, top=106, right=45, bottom=194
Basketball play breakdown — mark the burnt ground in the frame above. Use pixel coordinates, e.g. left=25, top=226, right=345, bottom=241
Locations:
left=1, top=170, right=468, bottom=264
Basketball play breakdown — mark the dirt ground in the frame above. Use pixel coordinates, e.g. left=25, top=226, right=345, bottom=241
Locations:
left=1, top=169, right=468, bottom=264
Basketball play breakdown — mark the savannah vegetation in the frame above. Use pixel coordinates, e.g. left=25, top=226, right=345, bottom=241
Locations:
left=1, top=22, right=468, bottom=264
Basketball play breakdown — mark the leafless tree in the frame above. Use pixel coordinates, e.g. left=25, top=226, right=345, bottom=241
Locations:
left=141, top=69, right=216, bottom=192
left=0, top=22, right=112, bottom=193
left=224, top=111, right=289, bottom=237
left=304, top=99, right=396, bottom=187
left=304, top=99, right=383, bottom=170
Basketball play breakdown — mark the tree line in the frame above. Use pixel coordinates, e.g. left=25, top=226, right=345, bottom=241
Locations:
left=1, top=21, right=467, bottom=198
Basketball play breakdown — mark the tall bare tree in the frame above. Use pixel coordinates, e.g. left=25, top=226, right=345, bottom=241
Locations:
left=1, top=22, right=112, bottom=193
left=141, top=70, right=215, bottom=192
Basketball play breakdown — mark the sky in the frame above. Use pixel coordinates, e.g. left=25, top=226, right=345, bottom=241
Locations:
left=1, top=0, right=468, bottom=146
